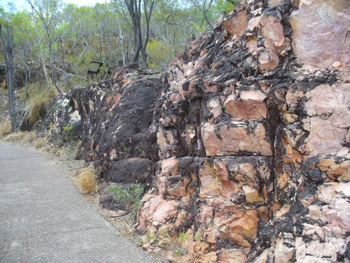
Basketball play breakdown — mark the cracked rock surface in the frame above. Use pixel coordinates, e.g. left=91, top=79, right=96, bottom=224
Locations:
left=44, top=0, right=350, bottom=262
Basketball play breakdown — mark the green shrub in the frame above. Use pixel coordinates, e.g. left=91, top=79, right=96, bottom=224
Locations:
left=147, top=38, right=174, bottom=69
left=107, top=181, right=145, bottom=211
left=216, top=0, right=237, bottom=13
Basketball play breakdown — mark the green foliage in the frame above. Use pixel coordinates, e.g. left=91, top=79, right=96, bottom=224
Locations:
left=107, top=181, right=145, bottom=211
left=171, top=231, right=188, bottom=257
left=194, top=233, right=202, bottom=241
left=1, top=0, right=239, bottom=91
left=135, top=146, right=146, bottom=157
left=173, top=251, right=183, bottom=257
left=159, top=228, right=172, bottom=239
left=147, top=38, right=174, bottom=69
left=215, top=0, right=237, bottom=13
left=176, top=231, right=188, bottom=243
left=189, top=21, right=206, bottom=34
left=141, top=228, right=172, bottom=248
left=60, top=124, right=74, bottom=142
left=120, top=143, right=130, bottom=157
left=62, top=125, right=73, bottom=133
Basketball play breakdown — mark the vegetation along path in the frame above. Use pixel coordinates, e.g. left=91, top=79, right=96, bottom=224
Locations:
left=0, top=141, right=152, bottom=263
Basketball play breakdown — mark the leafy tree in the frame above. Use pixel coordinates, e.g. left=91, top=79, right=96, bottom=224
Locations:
left=215, top=0, right=237, bottom=13
left=10, top=11, right=38, bottom=97
left=189, top=0, right=215, bottom=30
left=27, top=0, right=64, bottom=93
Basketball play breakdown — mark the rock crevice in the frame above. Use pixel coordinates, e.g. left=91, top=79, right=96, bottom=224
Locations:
left=46, top=0, right=350, bottom=262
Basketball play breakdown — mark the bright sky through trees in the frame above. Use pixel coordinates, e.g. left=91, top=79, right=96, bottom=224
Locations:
left=2, top=0, right=110, bottom=11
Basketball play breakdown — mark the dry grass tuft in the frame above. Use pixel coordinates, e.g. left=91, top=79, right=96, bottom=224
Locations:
left=3, top=131, right=28, bottom=141
left=68, top=140, right=82, bottom=159
left=22, top=132, right=37, bottom=143
left=75, top=167, right=98, bottom=194
left=1, top=79, right=6, bottom=89
left=33, top=136, right=48, bottom=149
left=2, top=130, right=48, bottom=150
left=0, top=120, right=12, bottom=138
left=25, top=90, right=56, bottom=129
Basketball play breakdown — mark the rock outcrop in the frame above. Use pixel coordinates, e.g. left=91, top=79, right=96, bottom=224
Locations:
left=45, top=0, right=350, bottom=262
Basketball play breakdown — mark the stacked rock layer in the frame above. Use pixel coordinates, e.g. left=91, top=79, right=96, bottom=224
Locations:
left=46, top=0, right=350, bottom=262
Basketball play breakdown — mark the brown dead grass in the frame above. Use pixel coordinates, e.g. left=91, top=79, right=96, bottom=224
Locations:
left=2, top=130, right=48, bottom=149
left=75, top=167, right=98, bottom=194
left=25, top=90, right=55, bottom=128
left=1, top=79, right=6, bottom=89
left=33, top=136, right=48, bottom=149
left=22, top=132, right=37, bottom=143
left=3, top=131, right=38, bottom=143
left=3, top=131, right=28, bottom=141
left=0, top=120, right=12, bottom=138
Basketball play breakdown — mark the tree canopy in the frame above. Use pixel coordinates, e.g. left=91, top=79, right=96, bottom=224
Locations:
left=0, top=0, right=237, bottom=90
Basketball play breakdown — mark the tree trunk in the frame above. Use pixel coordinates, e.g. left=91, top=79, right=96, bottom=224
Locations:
left=132, top=20, right=142, bottom=63
left=7, top=64, right=17, bottom=131
left=49, top=37, right=61, bottom=93
left=0, top=24, right=18, bottom=131
left=122, top=0, right=154, bottom=66
left=41, top=58, right=51, bottom=89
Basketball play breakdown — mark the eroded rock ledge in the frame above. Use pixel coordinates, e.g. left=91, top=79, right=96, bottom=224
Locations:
left=45, top=0, right=350, bottom=262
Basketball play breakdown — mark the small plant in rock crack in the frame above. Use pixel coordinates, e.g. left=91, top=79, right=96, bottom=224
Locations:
left=176, top=231, right=188, bottom=243
left=135, top=146, right=146, bottom=157
left=107, top=181, right=145, bottom=211
left=120, top=144, right=130, bottom=157
left=61, top=125, right=74, bottom=142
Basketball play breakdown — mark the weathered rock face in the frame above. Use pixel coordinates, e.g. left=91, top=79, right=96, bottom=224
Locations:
left=46, top=0, right=350, bottom=262
left=47, top=63, right=163, bottom=184
left=135, top=0, right=350, bottom=262
left=290, top=0, right=350, bottom=69
left=81, top=77, right=163, bottom=164
left=43, top=86, right=86, bottom=140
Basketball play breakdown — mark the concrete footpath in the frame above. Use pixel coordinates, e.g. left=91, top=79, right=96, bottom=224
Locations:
left=0, top=142, right=152, bottom=263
